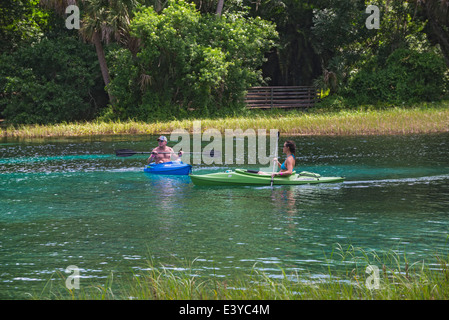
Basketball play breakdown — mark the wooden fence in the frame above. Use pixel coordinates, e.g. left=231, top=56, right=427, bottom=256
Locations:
left=245, top=86, right=320, bottom=109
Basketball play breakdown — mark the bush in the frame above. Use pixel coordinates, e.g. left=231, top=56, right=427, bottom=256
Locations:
left=0, top=36, right=106, bottom=124
left=107, top=0, right=278, bottom=121
left=344, top=48, right=448, bottom=106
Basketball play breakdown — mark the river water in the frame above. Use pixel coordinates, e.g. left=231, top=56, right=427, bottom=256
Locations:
left=1, top=133, right=448, bottom=298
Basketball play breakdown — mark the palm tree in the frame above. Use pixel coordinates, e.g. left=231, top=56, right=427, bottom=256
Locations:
left=40, top=0, right=76, bottom=15
left=79, top=0, right=137, bottom=102
left=40, top=0, right=138, bottom=103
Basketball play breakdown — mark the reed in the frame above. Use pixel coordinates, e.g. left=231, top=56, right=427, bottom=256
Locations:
left=30, top=245, right=449, bottom=300
left=2, top=103, right=449, bottom=138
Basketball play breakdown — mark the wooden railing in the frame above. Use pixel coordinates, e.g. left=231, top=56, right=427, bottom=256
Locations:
left=245, top=86, right=320, bottom=109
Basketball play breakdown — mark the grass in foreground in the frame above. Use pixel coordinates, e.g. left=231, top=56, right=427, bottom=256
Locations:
left=31, top=245, right=449, bottom=300
left=2, top=103, right=449, bottom=138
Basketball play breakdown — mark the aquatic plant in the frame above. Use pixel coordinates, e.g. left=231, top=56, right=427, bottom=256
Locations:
left=30, top=244, right=449, bottom=300
left=2, top=103, right=449, bottom=138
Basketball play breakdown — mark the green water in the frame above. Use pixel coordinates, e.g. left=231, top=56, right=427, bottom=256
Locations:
left=1, top=133, right=449, bottom=298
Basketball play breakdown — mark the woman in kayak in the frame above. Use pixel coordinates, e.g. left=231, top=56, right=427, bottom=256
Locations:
left=259, top=140, right=296, bottom=177
left=273, top=140, right=296, bottom=177
left=147, top=135, right=183, bottom=164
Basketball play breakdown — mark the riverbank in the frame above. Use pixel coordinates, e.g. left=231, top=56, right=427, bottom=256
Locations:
left=2, top=104, right=449, bottom=138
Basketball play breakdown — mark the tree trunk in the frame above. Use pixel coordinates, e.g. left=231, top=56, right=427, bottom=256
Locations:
left=92, top=31, right=114, bottom=103
left=423, top=1, right=449, bottom=68
left=216, top=0, right=224, bottom=16
left=155, top=0, right=163, bottom=12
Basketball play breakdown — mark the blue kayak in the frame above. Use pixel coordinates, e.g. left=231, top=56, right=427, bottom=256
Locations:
left=144, top=161, right=192, bottom=175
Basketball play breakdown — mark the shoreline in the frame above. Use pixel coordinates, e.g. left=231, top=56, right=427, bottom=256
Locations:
left=1, top=106, right=449, bottom=139
left=29, top=246, right=449, bottom=300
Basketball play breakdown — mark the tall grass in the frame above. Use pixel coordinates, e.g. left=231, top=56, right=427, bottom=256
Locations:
left=2, top=104, right=449, bottom=138
left=30, top=245, right=449, bottom=300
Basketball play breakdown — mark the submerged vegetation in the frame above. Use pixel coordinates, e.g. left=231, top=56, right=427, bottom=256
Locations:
left=32, top=244, right=449, bottom=300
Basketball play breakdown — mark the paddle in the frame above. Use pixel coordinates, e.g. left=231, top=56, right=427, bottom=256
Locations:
left=115, top=148, right=220, bottom=158
left=271, top=131, right=280, bottom=187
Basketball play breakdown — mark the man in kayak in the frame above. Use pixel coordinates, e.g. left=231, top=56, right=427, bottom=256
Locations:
left=259, top=140, right=296, bottom=177
left=147, top=136, right=183, bottom=164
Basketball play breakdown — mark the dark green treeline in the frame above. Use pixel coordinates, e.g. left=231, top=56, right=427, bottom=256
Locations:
left=0, top=0, right=448, bottom=124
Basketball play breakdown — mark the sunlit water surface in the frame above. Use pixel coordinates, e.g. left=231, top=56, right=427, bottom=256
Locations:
left=1, top=133, right=448, bottom=298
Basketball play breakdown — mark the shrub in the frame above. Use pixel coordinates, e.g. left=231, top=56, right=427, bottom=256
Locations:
left=0, top=36, right=105, bottom=124
left=344, top=48, right=448, bottom=106
left=107, top=0, right=278, bottom=121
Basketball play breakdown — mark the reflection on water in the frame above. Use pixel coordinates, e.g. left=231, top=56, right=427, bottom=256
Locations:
left=0, top=133, right=449, bottom=298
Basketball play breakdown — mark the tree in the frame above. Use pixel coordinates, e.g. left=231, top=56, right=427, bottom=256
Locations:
left=0, top=0, right=49, bottom=53
left=311, top=0, right=369, bottom=93
left=242, top=0, right=323, bottom=86
left=79, top=0, right=139, bottom=103
left=40, top=0, right=139, bottom=103
left=310, top=0, right=448, bottom=104
left=416, top=0, right=449, bottom=67
left=310, top=0, right=448, bottom=95
left=107, top=0, right=277, bottom=120
left=216, top=0, right=224, bottom=15
left=0, top=36, right=104, bottom=124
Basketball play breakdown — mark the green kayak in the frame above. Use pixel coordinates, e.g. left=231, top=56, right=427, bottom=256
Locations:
left=189, top=169, right=345, bottom=186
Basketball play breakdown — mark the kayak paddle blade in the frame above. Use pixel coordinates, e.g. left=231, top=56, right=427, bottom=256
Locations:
left=115, top=149, right=139, bottom=157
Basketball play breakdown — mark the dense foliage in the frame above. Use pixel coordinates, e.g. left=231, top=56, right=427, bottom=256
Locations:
left=0, top=0, right=448, bottom=124
left=310, top=0, right=448, bottom=107
left=104, top=0, right=277, bottom=121
left=0, top=36, right=106, bottom=124
left=0, top=0, right=50, bottom=53
left=345, top=48, right=448, bottom=105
